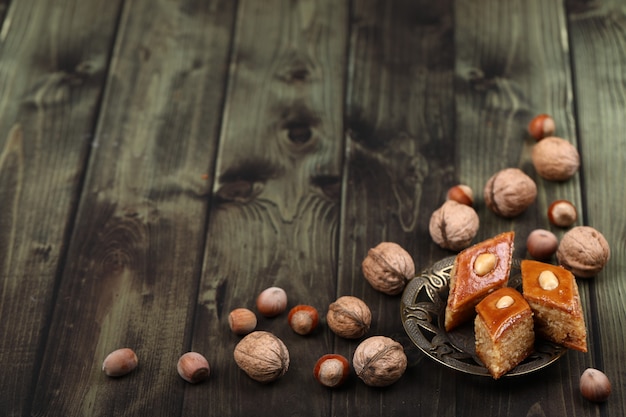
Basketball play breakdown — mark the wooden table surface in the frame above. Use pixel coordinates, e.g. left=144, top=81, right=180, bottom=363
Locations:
left=1, top=0, right=625, bottom=416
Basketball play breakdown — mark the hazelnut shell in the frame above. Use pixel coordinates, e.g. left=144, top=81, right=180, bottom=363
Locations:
left=102, top=348, right=138, bottom=377
left=256, top=287, right=288, bottom=317
left=547, top=199, right=577, bottom=227
left=313, top=354, right=350, bottom=388
left=287, top=305, right=319, bottom=335
left=528, top=114, right=556, bottom=140
left=446, top=184, right=474, bottom=206
left=580, top=368, right=611, bottom=402
left=177, top=352, right=210, bottom=383
left=526, top=229, right=559, bottom=261
left=228, top=308, right=257, bottom=335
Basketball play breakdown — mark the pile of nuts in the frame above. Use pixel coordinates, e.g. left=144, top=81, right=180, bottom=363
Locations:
left=97, top=242, right=413, bottom=389
left=99, top=113, right=611, bottom=402
left=226, top=286, right=406, bottom=387
left=101, top=284, right=407, bottom=388
left=424, top=113, right=611, bottom=400
left=426, top=113, right=610, bottom=280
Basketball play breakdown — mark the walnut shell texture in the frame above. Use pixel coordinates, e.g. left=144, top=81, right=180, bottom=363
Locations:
left=353, top=336, right=407, bottom=387
left=362, top=242, right=415, bottom=295
left=429, top=200, right=480, bottom=251
left=233, top=331, right=289, bottom=383
left=484, top=168, right=537, bottom=218
left=326, top=296, right=371, bottom=339
left=532, top=136, right=580, bottom=181
left=557, top=226, right=610, bottom=278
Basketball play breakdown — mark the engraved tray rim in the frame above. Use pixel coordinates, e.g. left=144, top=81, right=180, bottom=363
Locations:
left=400, top=256, right=568, bottom=378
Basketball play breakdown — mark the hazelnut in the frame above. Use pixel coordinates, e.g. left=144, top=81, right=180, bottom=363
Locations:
left=233, top=331, right=289, bottom=383
left=532, top=136, right=580, bottom=181
left=526, top=229, right=559, bottom=260
left=228, top=308, right=257, bottom=335
left=177, top=352, right=210, bottom=384
left=484, top=168, right=537, bottom=218
left=313, top=354, right=350, bottom=388
left=287, top=305, right=319, bottom=335
left=446, top=184, right=474, bottom=206
left=538, top=270, right=559, bottom=290
left=528, top=114, right=556, bottom=140
left=102, top=348, right=138, bottom=377
left=429, top=200, right=479, bottom=251
left=326, top=295, right=371, bottom=339
left=256, top=287, right=288, bottom=317
left=556, top=226, right=610, bottom=278
left=361, top=242, right=415, bottom=295
left=352, top=336, right=407, bottom=387
left=495, top=295, right=515, bottom=309
left=580, top=368, right=611, bottom=402
left=548, top=199, right=577, bottom=227
left=473, top=253, right=497, bottom=276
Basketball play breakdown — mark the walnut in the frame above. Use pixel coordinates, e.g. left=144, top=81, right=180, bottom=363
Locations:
left=352, top=336, right=407, bottom=387
left=484, top=168, right=537, bottom=218
left=326, top=296, right=371, bottom=339
left=532, top=136, right=580, bottom=181
left=233, top=331, right=289, bottom=383
left=361, top=242, right=415, bottom=295
left=556, top=226, right=610, bottom=278
left=429, top=200, right=479, bottom=251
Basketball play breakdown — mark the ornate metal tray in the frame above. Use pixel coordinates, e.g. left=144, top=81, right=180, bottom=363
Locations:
left=401, top=256, right=567, bottom=377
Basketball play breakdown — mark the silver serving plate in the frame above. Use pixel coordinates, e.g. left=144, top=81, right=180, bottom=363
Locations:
left=401, top=256, right=567, bottom=377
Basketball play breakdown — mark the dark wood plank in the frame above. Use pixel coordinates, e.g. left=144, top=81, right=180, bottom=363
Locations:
left=0, top=0, right=8, bottom=26
left=28, top=1, right=236, bottom=415
left=336, top=1, right=592, bottom=416
left=0, top=1, right=124, bottom=415
left=454, top=0, right=582, bottom=233
left=2, top=0, right=623, bottom=415
left=338, top=0, right=456, bottom=415
left=445, top=0, right=593, bottom=415
left=567, top=1, right=626, bottom=416
left=186, top=0, right=348, bottom=415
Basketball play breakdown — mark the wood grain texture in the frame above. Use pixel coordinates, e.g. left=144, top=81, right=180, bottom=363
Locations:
left=28, top=0, right=236, bottom=416
left=0, top=1, right=123, bottom=415
left=338, top=0, right=455, bottom=414
left=187, top=0, right=348, bottom=415
left=1, top=0, right=625, bottom=415
left=454, top=0, right=582, bottom=239
left=452, top=1, right=596, bottom=416
left=0, top=0, right=8, bottom=27
left=568, top=1, right=626, bottom=416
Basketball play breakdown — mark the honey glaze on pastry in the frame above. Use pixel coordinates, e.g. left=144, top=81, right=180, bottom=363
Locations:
left=475, top=287, right=535, bottom=379
left=521, top=259, right=587, bottom=352
left=445, top=231, right=515, bottom=331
